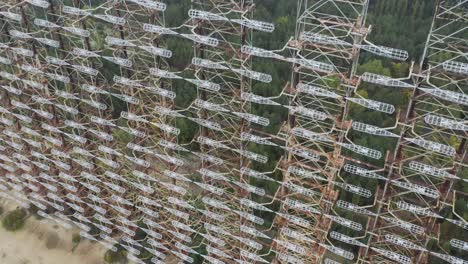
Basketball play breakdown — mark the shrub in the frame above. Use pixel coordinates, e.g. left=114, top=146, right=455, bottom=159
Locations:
left=104, top=246, right=127, bottom=264
left=2, top=208, right=27, bottom=231
left=72, top=233, right=81, bottom=244
left=27, top=204, right=42, bottom=220
left=71, top=233, right=82, bottom=252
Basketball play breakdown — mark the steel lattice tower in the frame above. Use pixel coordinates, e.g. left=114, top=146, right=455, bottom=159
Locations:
left=0, top=0, right=467, bottom=264
left=362, top=1, right=468, bottom=263
left=271, top=0, right=372, bottom=263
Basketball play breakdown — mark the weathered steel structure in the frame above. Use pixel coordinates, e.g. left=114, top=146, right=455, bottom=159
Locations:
left=0, top=0, right=466, bottom=263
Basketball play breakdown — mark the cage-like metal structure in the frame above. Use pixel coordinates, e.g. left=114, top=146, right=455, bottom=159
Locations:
left=0, top=0, right=466, bottom=263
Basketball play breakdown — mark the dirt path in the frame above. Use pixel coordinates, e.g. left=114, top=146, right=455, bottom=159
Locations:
left=0, top=199, right=108, bottom=264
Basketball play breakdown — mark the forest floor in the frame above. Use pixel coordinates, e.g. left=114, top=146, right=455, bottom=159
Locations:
left=0, top=198, right=108, bottom=264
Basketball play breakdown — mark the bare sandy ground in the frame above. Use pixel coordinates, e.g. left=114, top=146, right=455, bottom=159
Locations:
left=0, top=199, right=107, bottom=264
